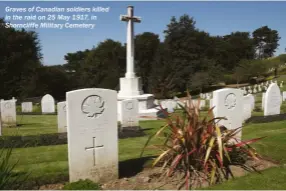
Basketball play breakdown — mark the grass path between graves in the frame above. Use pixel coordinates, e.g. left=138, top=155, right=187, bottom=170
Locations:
left=6, top=116, right=286, bottom=189
left=3, top=115, right=58, bottom=136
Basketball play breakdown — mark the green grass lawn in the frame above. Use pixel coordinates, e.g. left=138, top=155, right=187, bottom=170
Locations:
left=2, top=115, right=58, bottom=136
left=2, top=113, right=286, bottom=189
left=3, top=78, right=286, bottom=189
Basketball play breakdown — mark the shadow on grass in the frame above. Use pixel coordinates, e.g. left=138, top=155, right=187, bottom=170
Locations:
left=119, top=156, right=156, bottom=178
left=142, top=128, right=153, bottom=131
left=16, top=123, right=43, bottom=127
left=246, top=113, right=286, bottom=124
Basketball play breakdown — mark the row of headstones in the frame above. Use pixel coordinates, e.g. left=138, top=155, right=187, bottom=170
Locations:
left=21, top=94, right=56, bottom=113
left=65, top=87, right=250, bottom=183
left=210, top=83, right=285, bottom=121
left=1, top=85, right=285, bottom=183
left=1, top=88, right=131, bottom=182
left=64, top=87, right=259, bottom=183
left=199, top=93, right=212, bottom=100
left=239, top=80, right=283, bottom=95
left=57, top=98, right=141, bottom=133
left=153, top=99, right=207, bottom=113
left=0, top=94, right=56, bottom=128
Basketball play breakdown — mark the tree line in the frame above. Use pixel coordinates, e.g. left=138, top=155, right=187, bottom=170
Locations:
left=0, top=15, right=285, bottom=101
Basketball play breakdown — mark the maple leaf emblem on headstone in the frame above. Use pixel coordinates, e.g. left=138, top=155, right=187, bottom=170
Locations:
left=224, top=93, right=236, bottom=110
left=82, top=95, right=105, bottom=118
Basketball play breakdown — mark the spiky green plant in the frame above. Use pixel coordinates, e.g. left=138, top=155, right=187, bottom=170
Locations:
left=141, top=93, right=265, bottom=189
left=0, top=146, right=29, bottom=189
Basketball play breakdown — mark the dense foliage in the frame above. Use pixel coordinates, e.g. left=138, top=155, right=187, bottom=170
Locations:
left=0, top=15, right=284, bottom=100
left=141, top=95, right=265, bottom=189
left=62, top=179, right=101, bottom=190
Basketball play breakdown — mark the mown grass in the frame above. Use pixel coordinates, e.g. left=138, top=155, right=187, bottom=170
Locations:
left=2, top=77, right=286, bottom=189
left=2, top=113, right=285, bottom=189
left=2, top=115, right=58, bottom=136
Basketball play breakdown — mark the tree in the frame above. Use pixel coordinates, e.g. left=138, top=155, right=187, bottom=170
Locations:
left=236, top=59, right=269, bottom=81
left=23, top=65, right=71, bottom=100
left=149, top=43, right=185, bottom=98
left=277, top=54, right=286, bottom=63
left=188, top=72, right=209, bottom=93
left=134, top=32, right=160, bottom=93
left=0, top=18, right=42, bottom=99
left=212, top=32, right=255, bottom=71
left=253, top=26, right=280, bottom=59
left=78, top=39, right=126, bottom=90
left=162, top=15, right=214, bottom=90
left=63, top=49, right=90, bottom=72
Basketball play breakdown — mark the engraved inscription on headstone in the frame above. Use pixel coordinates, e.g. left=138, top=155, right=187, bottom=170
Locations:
left=125, top=101, right=134, bottom=110
left=4, top=102, right=12, bottom=109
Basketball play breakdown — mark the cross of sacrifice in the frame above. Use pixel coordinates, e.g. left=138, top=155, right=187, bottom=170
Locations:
left=120, top=6, right=141, bottom=78
left=85, top=137, right=104, bottom=166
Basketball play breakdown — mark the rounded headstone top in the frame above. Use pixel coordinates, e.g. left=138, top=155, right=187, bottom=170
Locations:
left=41, top=94, right=55, bottom=102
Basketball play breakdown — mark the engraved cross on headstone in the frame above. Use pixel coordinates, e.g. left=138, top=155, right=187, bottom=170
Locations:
left=127, top=117, right=134, bottom=127
left=120, top=6, right=141, bottom=78
left=85, top=137, right=103, bottom=166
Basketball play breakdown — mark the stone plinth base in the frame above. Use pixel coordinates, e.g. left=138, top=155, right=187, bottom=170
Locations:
left=118, top=94, right=164, bottom=121
left=118, top=77, right=143, bottom=97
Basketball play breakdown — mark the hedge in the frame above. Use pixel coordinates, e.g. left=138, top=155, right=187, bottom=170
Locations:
left=0, top=128, right=146, bottom=148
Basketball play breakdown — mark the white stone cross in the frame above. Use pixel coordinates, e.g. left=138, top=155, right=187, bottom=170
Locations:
left=85, top=137, right=104, bottom=166
left=120, top=6, right=141, bottom=78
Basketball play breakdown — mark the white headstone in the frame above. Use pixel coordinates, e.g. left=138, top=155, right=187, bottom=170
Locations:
left=120, top=99, right=139, bottom=128
left=243, top=96, right=252, bottom=121
left=206, top=93, right=211, bottom=100
left=200, top=100, right=206, bottom=108
left=209, top=99, right=213, bottom=108
left=212, top=88, right=243, bottom=141
left=264, top=83, right=282, bottom=116
left=258, top=85, right=262, bottom=92
left=41, top=94, right=55, bottom=113
left=0, top=99, right=17, bottom=127
left=21, top=102, right=33, bottom=112
left=67, top=88, right=118, bottom=183
left=262, top=93, right=266, bottom=109
left=283, top=92, right=286, bottom=101
left=247, top=94, right=255, bottom=110
left=57, top=101, right=67, bottom=133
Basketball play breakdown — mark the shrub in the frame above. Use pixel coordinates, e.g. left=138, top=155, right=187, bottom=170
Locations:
left=62, top=179, right=101, bottom=190
left=0, top=133, right=67, bottom=148
left=141, top=93, right=265, bottom=189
